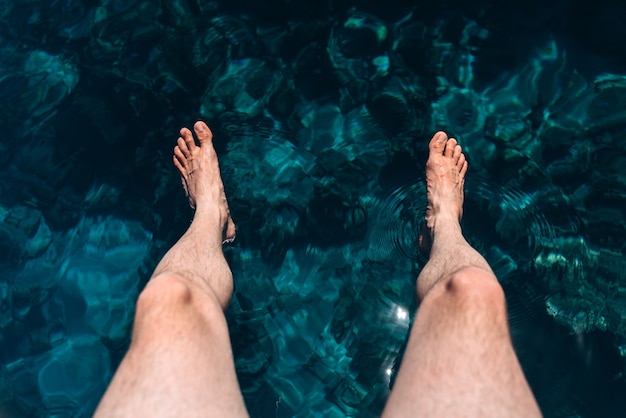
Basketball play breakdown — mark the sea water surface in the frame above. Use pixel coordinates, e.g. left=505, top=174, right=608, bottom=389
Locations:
left=1, top=0, right=626, bottom=417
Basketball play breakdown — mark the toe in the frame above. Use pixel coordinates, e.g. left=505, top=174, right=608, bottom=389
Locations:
left=173, top=155, right=188, bottom=183
left=429, top=131, right=448, bottom=154
left=180, top=127, right=196, bottom=151
left=174, top=146, right=187, bottom=168
left=177, top=137, right=190, bottom=157
left=444, top=138, right=457, bottom=157
left=194, top=121, right=213, bottom=145
left=460, top=160, right=468, bottom=178
left=457, top=152, right=466, bottom=170
left=452, top=144, right=462, bottom=162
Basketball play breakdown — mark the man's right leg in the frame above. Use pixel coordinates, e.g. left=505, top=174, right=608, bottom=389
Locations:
left=94, top=121, right=247, bottom=417
left=382, top=132, right=542, bottom=417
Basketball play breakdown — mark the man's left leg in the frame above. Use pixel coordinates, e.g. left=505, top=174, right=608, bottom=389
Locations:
left=94, top=121, right=248, bottom=417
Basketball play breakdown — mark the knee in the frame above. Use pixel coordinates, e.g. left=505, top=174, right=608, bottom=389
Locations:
left=442, top=267, right=506, bottom=314
left=136, top=273, right=194, bottom=315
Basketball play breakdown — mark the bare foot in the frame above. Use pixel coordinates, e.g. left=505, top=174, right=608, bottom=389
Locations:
left=173, top=121, right=236, bottom=244
left=418, top=131, right=467, bottom=256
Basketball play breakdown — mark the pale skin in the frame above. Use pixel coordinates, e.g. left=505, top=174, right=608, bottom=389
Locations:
left=94, top=121, right=247, bottom=417
left=382, top=131, right=542, bottom=417
left=94, top=123, right=541, bottom=417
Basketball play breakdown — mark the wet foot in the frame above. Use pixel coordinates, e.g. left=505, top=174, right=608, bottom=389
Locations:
left=418, top=131, right=467, bottom=256
left=173, top=121, right=236, bottom=243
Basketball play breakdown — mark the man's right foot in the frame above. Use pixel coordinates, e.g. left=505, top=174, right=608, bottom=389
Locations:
left=418, top=131, right=468, bottom=256
left=173, top=121, right=236, bottom=244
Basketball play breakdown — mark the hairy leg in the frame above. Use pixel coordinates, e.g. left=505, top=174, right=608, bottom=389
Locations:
left=383, top=132, right=541, bottom=417
left=94, top=121, right=248, bottom=417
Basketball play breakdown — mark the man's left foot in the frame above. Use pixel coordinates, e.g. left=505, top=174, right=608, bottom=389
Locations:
left=173, top=121, right=236, bottom=243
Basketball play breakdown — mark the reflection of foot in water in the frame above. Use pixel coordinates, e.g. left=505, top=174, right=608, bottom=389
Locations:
left=383, top=131, right=541, bottom=418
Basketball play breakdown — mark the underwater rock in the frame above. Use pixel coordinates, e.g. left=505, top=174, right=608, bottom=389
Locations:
left=292, top=41, right=342, bottom=101
left=22, top=215, right=53, bottom=260
left=587, top=74, right=626, bottom=130
left=1, top=205, right=40, bottom=242
left=0, top=206, right=52, bottom=264
left=83, top=184, right=121, bottom=211
left=258, top=206, right=300, bottom=265
left=2, top=213, right=152, bottom=416
left=45, top=188, right=86, bottom=229
left=162, top=0, right=195, bottom=28
left=484, top=113, right=530, bottom=144
left=338, top=78, right=369, bottom=113
left=534, top=236, right=626, bottom=344
left=267, top=79, right=300, bottom=120
left=228, top=232, right=410, bottom=416
left=546, top=159, right=585, bottom=189
left=589, top=160, right=626, bottom=207
left=0, top=0, right=12, bottom=20
left=200, top=59, right=284, bottom=120
left=218, top=113, right=319, bottom=255
left=230, top=309, right=274, bottom=383
left=22, top=51, right=80, bottom=119
left=222, top=113, right=316, bottom=210
left=57, top=216, right=151, bottom=340
left=296, top=104, right=390, bottom=182
left=366, top=76, right=428, bottom=138
left=307, top=188, right=367, bottom=247
left=47, top=0, right=97, bottom=40
left=327, top=10, right=389, bottom=82
left=67, top=95, right=129, bottom=145
left=4, top=357, right=40, bottom=414
left=3, top=335, right=110, bottom=417
left=196, top=0, right=219, bottom=14
left=389, top=16, right=432, bottom=78
left=339, top=12, right=388, bottom=57
left=206, top=15, right=259, bottom=58
left=191, top=24, right=232, bottom=76
left=258, top=20, right=330, bottom=62
left=431, top=86, right=485, bottom=138
left=9, top=139, right=69, bottom=210
left=87, top=1, right=165, bottom=88
left=0, top=282, right=12, bottom=329
left=37, top=336, right=111, bottom=415
left=0, top=50, right=79, bottom=137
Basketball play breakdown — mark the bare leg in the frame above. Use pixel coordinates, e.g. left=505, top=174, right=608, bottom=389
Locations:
left=95, top=121, right=248, bottom=417
left=383, top=132, right=541, bottom=417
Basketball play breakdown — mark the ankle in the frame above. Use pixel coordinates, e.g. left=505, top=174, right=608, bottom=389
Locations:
left=426, top=214, right=461, bottom=235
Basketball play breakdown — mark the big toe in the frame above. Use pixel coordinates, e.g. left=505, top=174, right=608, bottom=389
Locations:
left=429, top=131, right=448, bottom=155
left=194, top=121, right=213, bottom=145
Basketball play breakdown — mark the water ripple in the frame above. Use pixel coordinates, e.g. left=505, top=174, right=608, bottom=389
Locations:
left=369, top=173, right=577, bottom=269
left=368, top=180, right=426, bottom=262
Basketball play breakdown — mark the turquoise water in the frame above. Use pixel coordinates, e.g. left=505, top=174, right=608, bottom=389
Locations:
left=1, top=0, right=626, bottom=416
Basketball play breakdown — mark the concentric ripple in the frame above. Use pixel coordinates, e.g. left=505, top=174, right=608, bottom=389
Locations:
left=368, top=180, right=426, bottom=262
left=465, top=175, right=560, bottom=252
left=368, top=173, right=577, bottom=267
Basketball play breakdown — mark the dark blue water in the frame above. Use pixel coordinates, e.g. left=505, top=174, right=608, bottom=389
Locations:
left=1, top=0, right=626, bottom=416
